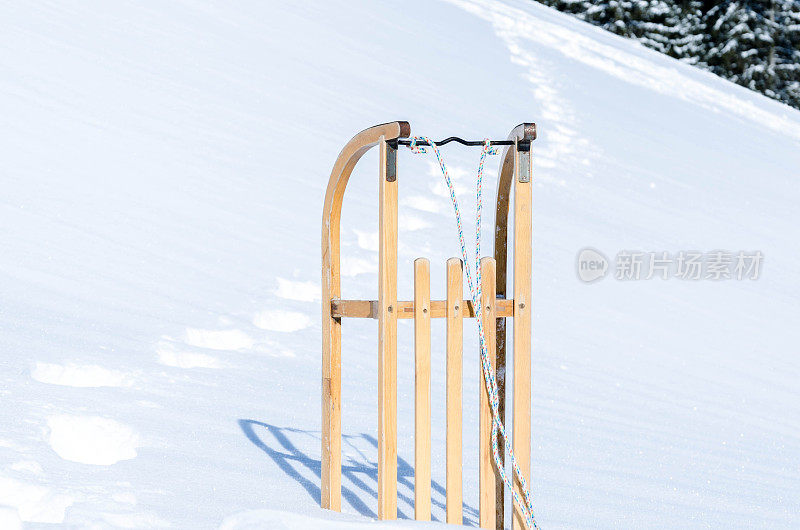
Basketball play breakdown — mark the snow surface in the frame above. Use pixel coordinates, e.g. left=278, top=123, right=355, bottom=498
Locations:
left=2, top=0, right=799, bottom=528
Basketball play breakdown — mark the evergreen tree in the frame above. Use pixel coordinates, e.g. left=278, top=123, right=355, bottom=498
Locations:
left=667, top=1, right=706, bottom=64
left=537, top=1, right=706, bottom=62
left=704, top=1, right=776, bottom=95
left=533, top=0, right=800, bottom=110
left=774, top=0, right=800, bottom=107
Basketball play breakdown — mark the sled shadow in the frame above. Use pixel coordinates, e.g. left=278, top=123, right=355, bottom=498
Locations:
left=238, top=420, right=478, bottom=522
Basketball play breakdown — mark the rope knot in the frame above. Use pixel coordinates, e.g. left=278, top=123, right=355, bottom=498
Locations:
left=409, top=136, right=427, bottom=154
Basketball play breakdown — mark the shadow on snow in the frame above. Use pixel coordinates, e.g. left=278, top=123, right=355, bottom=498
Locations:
left=238, top=419, right=478, bottom=523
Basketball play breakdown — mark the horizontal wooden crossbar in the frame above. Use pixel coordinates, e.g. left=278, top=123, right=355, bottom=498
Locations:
left=331, top=299, right=514, bottom=319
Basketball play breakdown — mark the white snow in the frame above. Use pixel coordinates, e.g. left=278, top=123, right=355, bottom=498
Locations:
left=46, top=415, right=140, bottom=466
left=253, top=310, right=311, bottom=333
left=0, top=477, right=73, bottom=524
left=275, top=278, right=321, bottom=302
left=32, top=362, right=134, bottom=388
left=9, top=461, right=44, bottom=476
left=219, top=508, right=456, bottom=529
left=184, top=328, right=257, bottom=351
left=1, top=0, right=799, bottom=527
left=0, top=507, right=23, bottom=530
left=156, top=342, right=223, bottom=369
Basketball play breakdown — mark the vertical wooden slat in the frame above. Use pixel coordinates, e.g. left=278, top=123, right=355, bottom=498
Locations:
left=479, top=257, right=501, bottom=529
left=512, top=147, right=533, bottom=530
left=378, top=138, right=398, bottom=519
left=445, top=258, right=463, bottom=525
left=414, top=258, right=431, bottom=520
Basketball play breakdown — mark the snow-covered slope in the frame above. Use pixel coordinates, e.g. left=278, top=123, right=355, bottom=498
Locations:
left=2, top=0, right=799, bottom=528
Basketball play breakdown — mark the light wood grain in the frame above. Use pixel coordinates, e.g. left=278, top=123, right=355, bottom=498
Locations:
left=377, top=138, right=398, bottom=520
left=479, top=257, right=501, bottom=529
left=414, top=258, right=431, bottom=521
left=322, top=121, right=409, bottom=511
left=330, top=299, right=514, bottom=319
left=512, top=146, right=532, bottom=530
left=445, top=258, right=463, bottom=525
left=322, top=122, right=535, bottom=526
left=494, top=124, right=536, bottom=529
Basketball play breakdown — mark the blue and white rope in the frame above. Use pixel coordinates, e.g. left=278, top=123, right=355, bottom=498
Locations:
left=409, top=136, right=538, bottom=529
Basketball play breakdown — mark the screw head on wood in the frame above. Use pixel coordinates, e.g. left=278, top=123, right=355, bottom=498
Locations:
left=422, top=308, right=427, bottom=313
left=387, top=305, right=393, bottom=313
left=519, top=302, right=525, bottom=309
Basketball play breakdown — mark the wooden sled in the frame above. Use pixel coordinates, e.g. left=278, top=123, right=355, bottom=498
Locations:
left=321, top=121, right=536, bottom=529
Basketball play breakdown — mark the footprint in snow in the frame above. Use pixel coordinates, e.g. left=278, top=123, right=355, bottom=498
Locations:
left=403, top=194, right=441, bottom=213
left=156, top=341, right=222, bottom=369
left=46, top=415, right=140, bottom=466
left=0, top=506, right=22, bottom=530
left=252, top=309, right=310, bottom=332
left=184, top=328, right=255, bottom=350
left=31, top=362, right=134, bottom=388
left=353, top=229, right=378, bottom=252
left=9, top=461, right=43, bottom=476
left=398, top=213, right=430, bottom=231
left=0, top=476, right=73, bottom=524
left=274, top=277, right=320, bottom=302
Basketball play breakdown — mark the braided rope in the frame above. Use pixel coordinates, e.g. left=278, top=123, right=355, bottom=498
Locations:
left=410, top=136, right=538, bottom=529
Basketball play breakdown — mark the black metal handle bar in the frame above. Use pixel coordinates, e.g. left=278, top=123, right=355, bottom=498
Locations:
left=391, top=136, right=530, bottom=150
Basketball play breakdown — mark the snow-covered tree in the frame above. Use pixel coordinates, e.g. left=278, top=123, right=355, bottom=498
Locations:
left=534, top=0, right=800, bottom=109
left=537, top=1, right=706, bottom=62
left=774, top=0, right=800, bottom=107
left=667, top=1, right=706, bottom=64
left=705, top=0, right=800, bottom=108
left=704, top=1, right=776, bottom=95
